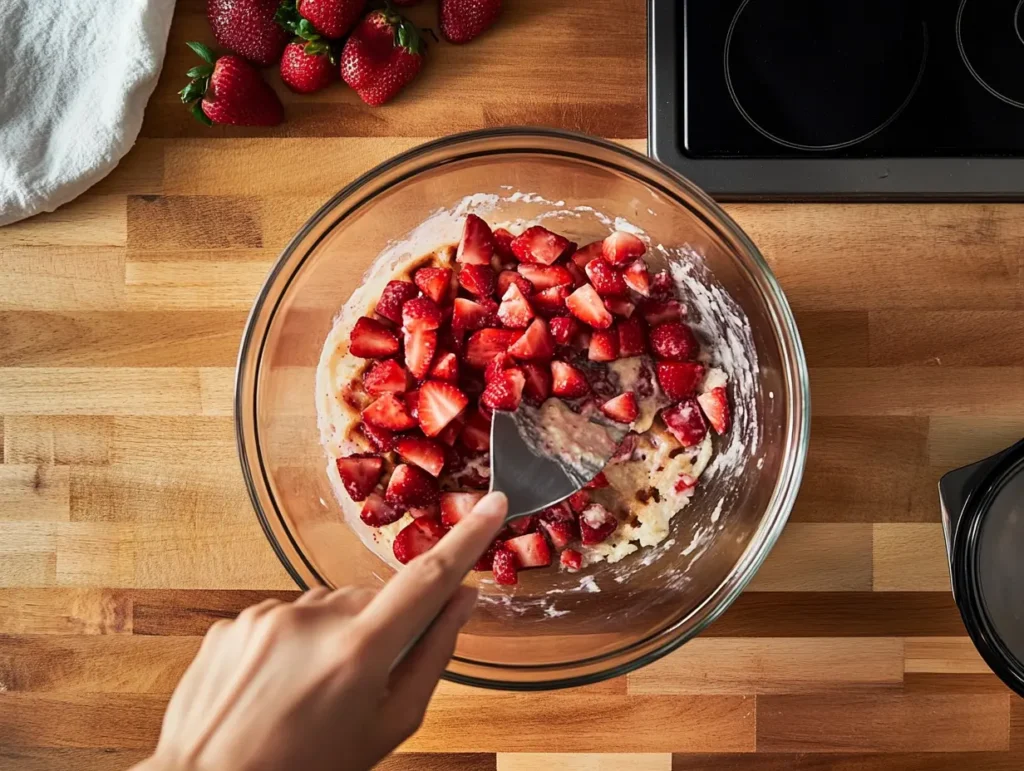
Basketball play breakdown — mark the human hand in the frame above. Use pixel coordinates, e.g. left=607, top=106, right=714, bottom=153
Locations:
left=134, top=491, right=508, bottom=771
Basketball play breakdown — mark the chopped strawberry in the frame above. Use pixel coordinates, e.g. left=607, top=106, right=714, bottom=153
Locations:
left=550, top=360, right=590, bottom=398
left=492, top=227, right=516, bottom=262
left=662, top=398, right=708, bottom=446
left=363, top=359, right=409, bottom=395
left=507, top=514, right=537, bottom=535
left=656, top=362, right=706, bottom=401
left=602, top=231, right=646, bottom=265
left=571, top=241, right=604, bottom=269
left=649, top=321, right=699, bottom=361
left=531, top=285, right=570, bottom=316
left=601, top=393, right=639, bottom=424
left=585, top=257, right=628, bottom=296
left=359, top=421, right=396, bottom=452
left=492, top=547, right=518, bottom=585
left=459, top=264, right=496, bottom=297
left=566, top=284, right=613, bottom=329
left=456, top=214, right=494, bottom=265
left=375, top=280, right=419, bottom=324
left=484, top=351, right=515, bottom=383
left=510, top=225, right=571, bottom=265
left=675, top=473, right=697, bottom=494
left=360, top=493, right=403, bottom=527
left=539, top=518, right=575, bottom=550
left=549, top=315, right=581, bottom=346
left=409, top=503, right=440, bottom=519
left=414, top=517, right=447, bottom=540
left=452, top=297, right=497, bottom=332
left=362, top=392, right=417, bottom=431
left=403, top=389, right=420, bottom=420
left=623, top=260, right=651, bottom=295
left=436, top=415, right=463, bottom=446
left=481, top=367, right=525, bottom=411
left=413, top=266, right=454, bottom=305
left=539, top=501, right=573, bottom=522
left=473, top=541, right=499, bottom=572
left=605, top=298, right=635, bottom=318
left=396, top=436, right=446, bottom=477
left=459, top=408, right=491, bottom=451
left=439, top=491, right=485, bottom=527
left=508, top=317, right=556, bottom=361
left=588, top=330, right=619, bottom=362
left=497, top=283, right=534, bottom=329
left=579, top=503, right=618, bottom=544
left=517, top=264, right=574, bottom=290
left=401, top=296, right=442, bottom=332
left=640, top=299, right=683, bottom=325
left=385, top=463, right=440, bottom=507
left=393, top=519, right=441, bottom=564
left=465, top=328, right=523, bottom=369
left=349, top=316, right=400, bottom=358
left=429, top=351, right=459, bottom=382
left=649, top=271, right=677, bottom=300
left=417, top=380, right=469, bottom=437
left=567, top=490, right=589, bottom=513
left=497, top=270, right=534, bottom=298
left=520, top=361, right=552, bottom=404
left=617, top=315, right=647, bottom=357
left=504, top=531, right=552, bottom=568
left=585, top=471, right=609, bottom=489
left=611, top=432, right=638, bottom=462
left=404, top=327, right=437, bottom=379
left=698, top=386, right=730, bottom=434
left=560, top=549, right=583, bottom=571
left=335, top=453, right=383, bottom=501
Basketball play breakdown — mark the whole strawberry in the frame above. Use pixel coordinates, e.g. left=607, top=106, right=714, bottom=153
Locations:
left=440, top=0, right=502, bottom=44
left=298, top=0, right=365, bottom=38
left=179, top=42, right=284, bottom=126
left=280, top=41, right=336, bottom=93
left=340, top=9, right=424, bottom=106
left=208, top=0, right=289, bottom=66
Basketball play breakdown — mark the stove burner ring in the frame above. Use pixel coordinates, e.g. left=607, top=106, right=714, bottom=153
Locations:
left=723, top=0, right=929, bottom=152
left=957, top=0, right=1024, bottom=111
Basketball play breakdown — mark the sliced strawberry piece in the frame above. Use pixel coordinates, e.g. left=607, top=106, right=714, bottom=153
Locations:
left=492, top=227, right=516, bottom=263
left=335, top=453, right=383, bottom=502
left=484, top=351, right=515, bottom=383
left=492, top=547, right=518, bottom=585
left=571, top=240, right=604, bottom=269
left=481, top=367, right=525, bottom=411
left=403, top=389, right=420, bottom=420
left=531, top=285, right=570, bottom=317
left=580, top=503, right=618, bottom=545
left=414, top=517, right=448, bottom=540
left=459, top=408, right=491, bottom=451
left=497, top=270, right=533, bottom=298
left=662, top=398, right=708, bottom=446
left=639, top=299, right=683, bottom=325
left=409, top=503, right=440, bottom=519
left=497, top=283, right=535, bottom=329
left=359, top=421, right=396, bottom=452
left=567, top=490, right=589, bottom=513
left=456, top=214, right=494, bottom=266
left=473, top=541, right=500, bottom=572
left=363, top=359, right=409, bottom=395
left=649, top=321, right=699, bottom=361
left=550, top=360, right=590, bottom=398
left=611, top=432, right=638, bottom=462
left=539, top=518, right=576, bottom=550
left=414, top=266, right=454, bottom=305
left=349, top=316, right=400, bottom=358
left=588, top=330, right=619, bottom=362
left=675, top=473, right=697, bottom=494
left=507, top=318, right=555, bottom=361
left=510, top=225, right=571, bottom=265
left=585, top=257, right=628, bottom=296
left=385, top=463, right=440, bottom=507
left=362, top=392, right=417, bottom=431
left=517, top=264, right=574, bottom=290
left=396, top=436, right=446, bottom=477
left=656, top=362, right=706, bottom=401
left=623, top=260, right=651, bottom=296
left=465, top=328, right=524, bottom=369
left=375, top=280, right=419, bottom=324
left=601, top=393, right=639, bottom=424
left=549, top=315, right=582, bottom=346
left=566, top=284, right=613, bottom=329
left=458, top=264, right=496, bottom=297
left=401, top=296, right=442, bottom=332
left=616, top=315, right=647, bottom=357
left=504, top=532, right=552, bottom=568
left=452, top=297, right=497, bottom=332
left=649, top=271, right=677, bottom=300
left=602, top=231, right=646, bottom=265
left=585, top=471, right=609, bottom=489
left=539, top=502, right=573, bottom=522
left=507, top=514, right=537, bottom=535
left=605, top=298, right=635, bottom=318
left=698, top=386, right=731, bottom=434
left=560, top=549, right=583, bottom=571
left=404, top=327, right=437, bottom=379
left=429, top=351, right=459, bottom=382
left=439, top=491, right=485, bottom=528
left=520, top=362, right=552, bottom=404
left=417, top=380, right=469, bottom=437
left=564, top=259, right=587, bottom=288
left=436, top=415, right=463, bottom=446
left=393, top=519, right=441, bottom=564
left=360, top=492, right=403, bottom=527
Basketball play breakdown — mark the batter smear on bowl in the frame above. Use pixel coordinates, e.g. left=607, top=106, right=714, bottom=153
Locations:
left=316, top=215, right=732, bottom=585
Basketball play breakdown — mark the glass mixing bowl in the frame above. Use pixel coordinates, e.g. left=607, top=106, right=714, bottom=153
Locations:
left=236, top=128, right=809, bottom=690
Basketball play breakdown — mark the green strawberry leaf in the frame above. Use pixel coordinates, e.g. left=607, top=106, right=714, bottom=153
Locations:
left=186, top=65, right=214, bottom=79
left=178, top=79, right=205, bottom=104
left=186, top=41, right=217, bottom=65
left=190, top=102, right=214, bottom=127
left=275, top=0, right=303, bottom=34
left=395, top=18, right=423, bottom=55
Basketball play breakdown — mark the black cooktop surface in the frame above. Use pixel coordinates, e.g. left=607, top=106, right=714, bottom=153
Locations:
left=649, top=0, right=1024, bottom=198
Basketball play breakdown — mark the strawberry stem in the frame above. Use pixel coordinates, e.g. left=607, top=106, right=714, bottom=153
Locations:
left=181, top=42, right=217, bottom=127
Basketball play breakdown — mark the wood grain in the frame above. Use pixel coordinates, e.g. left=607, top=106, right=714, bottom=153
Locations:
left=1, top=0, right=1022, bottom=766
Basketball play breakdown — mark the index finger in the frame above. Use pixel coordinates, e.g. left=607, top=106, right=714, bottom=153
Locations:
left=354, top=491, right=508, bottom=662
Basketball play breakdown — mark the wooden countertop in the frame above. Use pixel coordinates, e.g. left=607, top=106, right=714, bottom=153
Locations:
left=2, top=0, right=1023, bottom=768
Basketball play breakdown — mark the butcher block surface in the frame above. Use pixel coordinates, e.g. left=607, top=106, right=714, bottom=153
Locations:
left=2, top=1, right=1023, bottom=768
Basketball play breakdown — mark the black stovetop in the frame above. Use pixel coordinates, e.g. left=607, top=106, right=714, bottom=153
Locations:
left=649, top=0, right=1024, bottom=199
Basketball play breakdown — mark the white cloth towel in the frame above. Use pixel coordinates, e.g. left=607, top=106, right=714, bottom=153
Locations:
left=0, top=0, right=175, bottom=226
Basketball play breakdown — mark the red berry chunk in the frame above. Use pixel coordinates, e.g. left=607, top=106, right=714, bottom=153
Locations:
left=649, top=321, right=699, bottom=361
left=456, top=214, right=494, bottom=266
left=566, top=284, right=613, bottom=329
left=492, top=227, right=516, bottom=262
left=504, top=531, right=552, bottom=568
left=549, top=315, right=581, bottom=345
left=440, top=491, right=485, bottom=527
left=497, top=270, right=533, bottom=298
left=507, top=514, right=537, bottom=535
left=585, top=257, right=628, bottom=296
left=640, top=299, right=683, bottom=325
left=363, top=359, right=409, bottom=395
left=521, top=361, right=552, bottom=404
left=385, top=463, right=440, bottom=507
left=588, top=330, right=619, bottom=362
left=492, top=547, right=518, bottom=585
left=560, top=549, right=583, bottom=571
left=539, top=519, right=575, bottom=550
left=661, top=398, right=708, bottom=446
left=622, top=260, right=651, bottom=295
left=550, top=360, right=590, bottom=398
left=617, top=316, right=647, bottom=357
left=401, top=296, right=442, bottom=332
left=429, top=351, right=459, bottom=382
left=602, top=231, right=646, bottom=265
left=360, top=492, right=403, bottom=527
left=508, top=318, right=555, bottom=361
left=571, top=240, right=604, bottom=269
left=465, top=328, right=524, bottom=369
left=497, top=283, right=535, bottom=329
left=404, top=327, right=437, bottom=379
left=601, top=392, right=639, bottom=424
left=375, top=280, right=419, bottom=324
left=656, top=362, right=706, bottom=401
left=359, top=421, right=396, bottom=452
left=362, top=392, right=418, bottom=431
left=605, top=298, right=635, bottom=318
left=414, top=266, right=453, bottom=305
left=481, top=367, right=526, bottom=411
left=567, top=490, right=590, bottom=513
left=698, top=386, right=731, bottom=434
left=517, top=264, right=574, bottom=290
left=459, top=408, right=491, bottom=451
left=393, top=519, right=441, bottom=564
left=585, top=471, right=610, bottom=489
left=580, top=503, right=618, bottom=544
left=649, top=271, right=677, bottom=300
left=452, top=297, right=497, bottom=332
left=531, top=285, right=570, bottom=316
left=350, top=316, right=400, bottom=358
left=459, top=264, right=496, bottom=297
left=417, top=380, right=469, bottom=437
left=396, top=436, right=446, bottom=477
left=510, top=225, right=571, bottom=265
left=335, top=453, right=383, bottom=502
